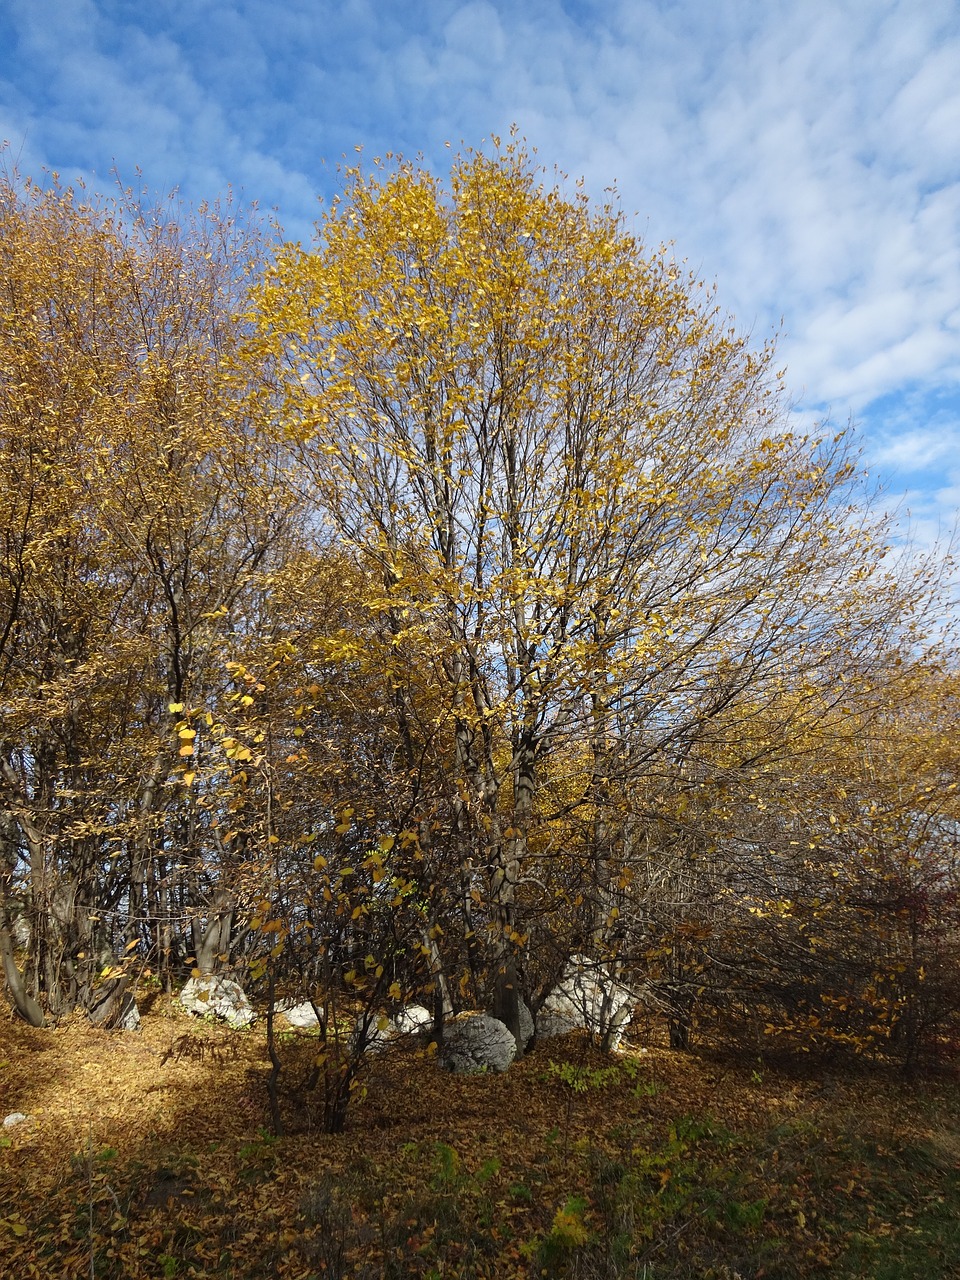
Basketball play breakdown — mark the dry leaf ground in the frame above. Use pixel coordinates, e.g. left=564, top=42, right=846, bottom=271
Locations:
left=2, top=999, right=959, bottom=1278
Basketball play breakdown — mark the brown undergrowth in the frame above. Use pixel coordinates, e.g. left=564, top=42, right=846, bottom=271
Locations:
left=2, top=999, right=960, bottom=1278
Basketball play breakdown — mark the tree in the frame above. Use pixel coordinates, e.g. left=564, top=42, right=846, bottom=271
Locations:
left=0, top=167, right=301, bottom=1021
left=250, top=137, right=932, bottom=1048
left=619, top=655, right=960, bottom=1063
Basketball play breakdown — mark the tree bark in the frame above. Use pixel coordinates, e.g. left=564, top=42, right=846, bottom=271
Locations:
left=0, top=915, right=44, bottom=1026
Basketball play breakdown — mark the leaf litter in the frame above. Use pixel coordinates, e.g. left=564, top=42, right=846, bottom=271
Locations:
left=2, top=1000, right=960, bottom=1278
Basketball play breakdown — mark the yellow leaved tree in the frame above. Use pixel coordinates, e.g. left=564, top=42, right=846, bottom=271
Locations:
left=0, top=167, right=302, bottom=1022
left=250, top=138, right=938, bottom=1050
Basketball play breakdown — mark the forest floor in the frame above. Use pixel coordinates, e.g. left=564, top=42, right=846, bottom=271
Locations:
left=2, top=996, right=960, bottom=1279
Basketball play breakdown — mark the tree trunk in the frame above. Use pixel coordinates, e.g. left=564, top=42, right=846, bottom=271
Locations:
left=0, top=915, right=44, bottom=1026
left=194, top=890, right=235, bottom=974
left=87, top=974, right=132, bottom=1028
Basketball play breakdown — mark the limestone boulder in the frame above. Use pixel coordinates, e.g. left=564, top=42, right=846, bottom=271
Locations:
left=538, top=955, right=635, bottom=1050
left=393, top=1003, right=433, bottom=1035
left=116, top=994, right=141, bottom=1031
left=517, top=999, right=535, bottom=1051
left=440, top=1013, right=516, bottom=1074
left=179, top=975, right=254, bottom=1028
left=278, top=1000, right=321, bottom=1028
left=361, top=1003, right=433, bottom=1053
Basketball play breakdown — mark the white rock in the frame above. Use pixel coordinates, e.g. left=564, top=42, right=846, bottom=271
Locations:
left=538, top=955, right=635, bottom=1050
left=179, top=975, right=254, bottom=1028
left=393, top=1003, right=432, bottom=1034
left=441, top=1013, right=517, bottom=1074
left=3, top=1113, right=29, bottom=1129
left=358, top=1003, right=433, bottom=1054
left=278, top=1000, right=321, bottom=1028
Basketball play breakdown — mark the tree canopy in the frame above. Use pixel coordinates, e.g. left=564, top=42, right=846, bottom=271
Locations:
left=1, top=145, right=958, bottom=1108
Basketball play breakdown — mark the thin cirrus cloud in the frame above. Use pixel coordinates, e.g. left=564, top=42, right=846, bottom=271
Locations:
left=0, top=0, right=958, bottom=546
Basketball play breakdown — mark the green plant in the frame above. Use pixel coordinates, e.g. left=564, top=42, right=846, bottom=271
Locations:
left=532, top=1195, right=593, bottom=1273
left=429, top=1141, right=461, bottom=1191
left=542, top=1057, right=634, bottom=1093
left=236, top=1128, right=279, bottom=1181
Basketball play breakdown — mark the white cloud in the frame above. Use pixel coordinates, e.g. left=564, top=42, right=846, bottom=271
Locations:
left=871, top=426, right=960, bottom=474
left=1, top=0, right=958, bottom=540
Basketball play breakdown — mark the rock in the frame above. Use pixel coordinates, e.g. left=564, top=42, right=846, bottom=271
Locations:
left=3, top=1113, right=29, bottom=1129
left=11, top=914, right=30, bottom=949
left=116, top=994, right=141, bottom=1031
left=490, top=999, right=535, bottom=1051
left=179, top=975, right=254, bottom=1028
left=278, top=1000, right=321, bottom=1028
left=440, top=1013, right=517, bottom=1074
left=88, top=975, right=140, bottom=1031
left=538, top=954, right=635, bottom=1050
left=517, top=999, right=535, bottom=1051
left=359, top=1003, right=432, bottom=1053
left=393, top=1003, right=433, bottom=1034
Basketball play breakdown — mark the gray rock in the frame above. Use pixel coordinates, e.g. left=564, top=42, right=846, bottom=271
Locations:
left=11, top=914, right=30, bottom=949
left=3, top=1113, right=29, bottom=1129
left=440, top=1013, right=517, bottom=1074
left=116, top=994, right=141, bottom=1031
left=483, top=1000, right=533, bottom=1050
left=517, top=999, right=535, bottom=1051
left=538, top=954, right=635, bottom=1050
left=179, top=975, right=254, bottom=1028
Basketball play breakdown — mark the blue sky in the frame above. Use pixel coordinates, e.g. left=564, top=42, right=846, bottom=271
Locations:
left=2, top=0, right=958, bottom=555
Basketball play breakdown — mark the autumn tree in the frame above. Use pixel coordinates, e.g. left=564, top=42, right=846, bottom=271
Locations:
left=0, top=168, right=301, bottom=1022
left=605, top=650, right=960, bottom=1062
left=250, top=138, right=932, bottom=1048
left=724, top=661, right=960, bottom=1067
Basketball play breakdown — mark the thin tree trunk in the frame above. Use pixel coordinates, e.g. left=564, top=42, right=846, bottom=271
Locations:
left=0, top=915, right=44, bottom=1026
